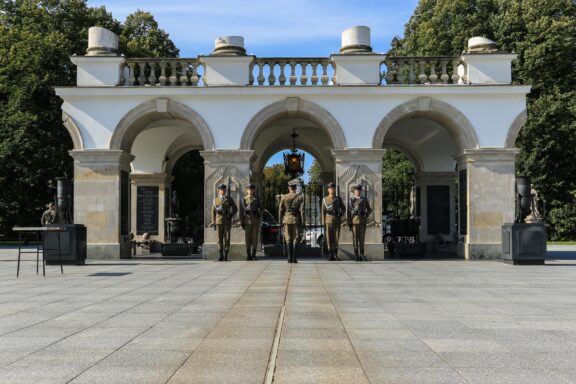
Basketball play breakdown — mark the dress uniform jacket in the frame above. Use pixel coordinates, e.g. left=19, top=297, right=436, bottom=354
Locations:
left=347, top=196, right=372, bottom=225
left=212, top=196, right=238, bottom=225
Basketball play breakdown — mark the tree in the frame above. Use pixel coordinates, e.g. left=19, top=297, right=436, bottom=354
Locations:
left=120, top=10, right=179, bottom=58
left=391, top=0, right=576, bottom=239
left=307, top=159, right=322, bottom=185
left=0, top=1, right=179, bottom=235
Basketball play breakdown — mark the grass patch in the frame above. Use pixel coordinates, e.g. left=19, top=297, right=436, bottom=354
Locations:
left=548, top=241, right=576, bottom=245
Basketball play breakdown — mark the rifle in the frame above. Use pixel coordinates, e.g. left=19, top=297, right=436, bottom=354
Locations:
left=225, top=176, right=231, bottom=218
left=334, top=181, right=341, bottom=261
left=361, top=182, right=368, bottom=261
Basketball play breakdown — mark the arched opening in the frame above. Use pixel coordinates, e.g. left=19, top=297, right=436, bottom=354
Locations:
left=259, top=149, right=326, bottom=257
left=376, top=101, right=467, bottom=258
left=114, top=100, right=209, bottom=253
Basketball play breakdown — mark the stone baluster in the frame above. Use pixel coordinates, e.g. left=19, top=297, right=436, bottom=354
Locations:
left=451, top=59, right=461, bottom=83
left=138, top=62, right=146, bottom=85
left=321, top=62, right=329, bottom=85
left=300, top=62, right=308, bottom=85
left=440, top=60, right=449, bottom=84
left=168, top=62, right=178, bottom=86
left=331, top=62, right=337, bottom=85
left=429, top=60, right=438, bottom=83
left=147, top=62, right=157, bottom=85
left=408, top=59, right=416, bottom=83
left=418, top=60, right=428, bottom=83
left=311, top=61, right=319, bottom=85
left=267, top=61, right=276, bottom=85
left=189, top=62, right=198, bottom=86
left=397, top=60, right=405, bottom=84
left=289, top=61, right=297, bottom=86
left=278, top=61, right=287, bottom=85
left=127, top=62, right=136, bottom=85
left=385, top=59, right=395, bottom=84
left=257, top=61, right=265, bottom=85
left=179, top=61, right=189, bottom=85
left=159, top=62, right=167, bottom=85
left=248, top=61, right=255, bottom=85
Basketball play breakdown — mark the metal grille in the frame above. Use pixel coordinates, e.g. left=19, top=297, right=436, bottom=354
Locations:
left=260, top=180, right=325, bottom=256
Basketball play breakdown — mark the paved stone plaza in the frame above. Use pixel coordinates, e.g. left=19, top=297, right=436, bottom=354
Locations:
left=1, top=247, right=576, bottom=384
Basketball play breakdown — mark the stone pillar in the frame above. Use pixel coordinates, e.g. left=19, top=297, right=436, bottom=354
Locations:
left=332, top=149, right=386, bottom=260
left=416, top=172, right=458, bottom=252
left=454, top=149, right=518, bottom=259
left=200, top=150, right=255, bottom=259
left=130, top=173, right=172, bottom=242
left=70, top=150, right=134, bottom=259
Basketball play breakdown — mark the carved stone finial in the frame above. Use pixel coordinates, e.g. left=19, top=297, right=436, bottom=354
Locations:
left=212, top=36, right=246, bottom=56
left=467, top=37, right=498, bottom=53
left=86, top=27, right=118, bottom=56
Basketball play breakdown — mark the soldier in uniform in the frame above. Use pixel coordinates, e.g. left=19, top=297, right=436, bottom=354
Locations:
left=41, top=203, right=57, bottom=226
left=347, top=184, right=372, bottom=261
left=322, top=182, right=345, bottom=261
left=279, top=180, right=304, bottom=263
left=240, top=183, right=261, bottom=261
left=211, top=183, right=238, bottom=261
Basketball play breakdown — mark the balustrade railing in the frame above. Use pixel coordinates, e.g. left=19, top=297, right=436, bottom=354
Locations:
left=125, top=58, right=204, bottom=86
left=123, top=56, right=469, bottom=87
left=382, top=56, right=467, bottom=85
left=249, top=58, right=335, bottom=86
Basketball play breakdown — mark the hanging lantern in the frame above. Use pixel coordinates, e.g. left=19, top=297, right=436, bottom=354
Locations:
left=283, top=129, right=305, bottom=178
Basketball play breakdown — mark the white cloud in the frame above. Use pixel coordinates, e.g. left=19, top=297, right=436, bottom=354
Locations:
left=87, top=0, right=418, bottom=56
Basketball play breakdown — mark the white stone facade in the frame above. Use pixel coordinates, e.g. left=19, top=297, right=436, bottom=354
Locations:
left=55, top=27, right=530, bottom=260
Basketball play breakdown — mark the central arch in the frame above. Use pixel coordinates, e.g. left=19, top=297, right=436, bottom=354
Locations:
left=240, top=97, right=347, bottom=150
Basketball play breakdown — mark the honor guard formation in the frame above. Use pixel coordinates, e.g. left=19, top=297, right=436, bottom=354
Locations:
left=211, top=179, right=371, bottom=263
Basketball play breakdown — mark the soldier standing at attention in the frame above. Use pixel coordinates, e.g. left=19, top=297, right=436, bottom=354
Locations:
left=211, top=183, right=238, bottom=261
left=279, top=180, right=304, bottom=264
left=348, top=184, right=372, bottom=261
left=41, top=203, right=57, bottom=226
left=322, top=182, right=345, bottom=261
left=240, top=183, right=261, bottom=261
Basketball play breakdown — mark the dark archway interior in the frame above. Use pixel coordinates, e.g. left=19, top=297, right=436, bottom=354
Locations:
left=170, top=150, right=204, bottom=243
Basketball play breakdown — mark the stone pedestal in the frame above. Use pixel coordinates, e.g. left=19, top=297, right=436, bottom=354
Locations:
left=200, top=150, right=255, bottom=259
left=70, top=150, right=134, bottom=259
left=130, top=173, right=172, bottom=242
left=502, top=223, right=546, bottom=265
left=455, top=149, right=518, bottom=259
left=332, top=149, right=386, bottom=260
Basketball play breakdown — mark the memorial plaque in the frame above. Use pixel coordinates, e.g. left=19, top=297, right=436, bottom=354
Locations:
left=137, top=186, right=159, bottom=235
left=427, top=185, right=450, bottom=235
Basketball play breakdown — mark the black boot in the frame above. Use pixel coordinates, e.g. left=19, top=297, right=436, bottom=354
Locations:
left=251, top=249, right=257, bottom=261
left=292, top=244, right=298, bottom=263
left=354, top=249, right=360, bottom=262
left=224, top=248, right=229, bottom=261
left=361, top=251, right=366, bottom=261
left=246, top=249, right=251, bottom=261
left=328, top=250, right=335, bottom=261
left=218, top=249, right=224, bottom=262
left=287, top=243, right=293, bottom=263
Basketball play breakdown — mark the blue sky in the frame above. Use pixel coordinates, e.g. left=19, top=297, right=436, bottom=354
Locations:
left=86, top=0, right=419, bottom=180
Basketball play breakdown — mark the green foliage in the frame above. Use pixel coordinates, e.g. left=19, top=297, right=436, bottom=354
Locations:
left=263, top=164, right=291, bottom=187
left=307, top=159, right=322, bottom=185
left=393, top=0, right=576, bottom=239
left=0, top=0, right=178, bottom=235
left=382, top=149, right=415, bottom=218
left=120, top=10, right=179, bottom=58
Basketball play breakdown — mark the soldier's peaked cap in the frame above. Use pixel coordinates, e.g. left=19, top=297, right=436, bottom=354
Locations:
left=288, top=179, right=298, bottom=187
left=327, top=182, right=336, bottom=188
left=246, top=183, right=256, bottom=189
left=216, top=183, right=226, bottom=190
left=353, top=184, right=363, bottom=191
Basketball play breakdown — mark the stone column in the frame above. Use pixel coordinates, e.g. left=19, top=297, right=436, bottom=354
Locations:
left=454, top=149, right=518, bottom=259
left=332, top=149, right=386, bottom=260
left=130, top=173, right=172, bottom=242
left=200, top=150, right=255, bottom=259
left=416, top=172, right=458, bottom=252
left=70, top=150, right=134, bottom=259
